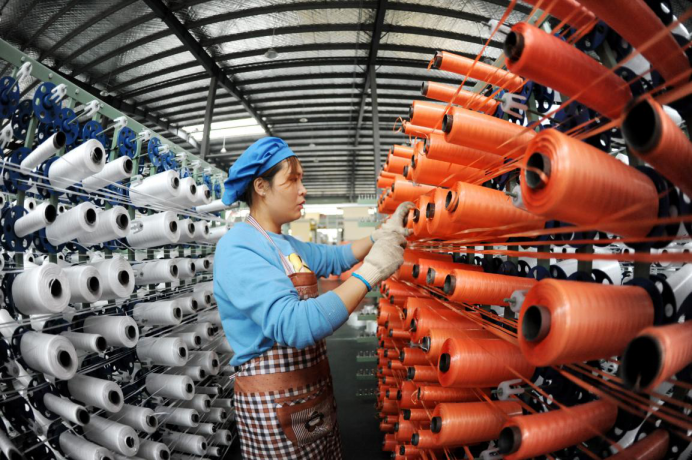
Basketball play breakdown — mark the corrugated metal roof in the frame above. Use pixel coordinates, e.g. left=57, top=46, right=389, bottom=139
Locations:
left=0, top=0, right=531, bottom=199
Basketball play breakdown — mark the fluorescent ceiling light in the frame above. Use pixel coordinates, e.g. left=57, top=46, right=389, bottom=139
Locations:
left=183, top=118, right=266, bottom=141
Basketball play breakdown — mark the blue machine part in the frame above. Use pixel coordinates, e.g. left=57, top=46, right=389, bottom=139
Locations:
left=203, top=174, right=212, bottom=189
left=0, top=206, right=30, bottom=251
left=574, top=21, right=608, bottom=52
left=32, top=82, right=60, bottom=124
left=5, top=148, right=32, bottom=194
left=36, top=122, right=56, bottom=146
left=147, top=137, right=164, bottom=167
left=54, top=108, right=79, bottom=146
left=162, top=153, right=178, bottom=171
left=117, top=126, right=137, bottom=158
left=532, top=84, right=555, bottom=114
left=82, top=120, right=109, bottom=148
left=213, top=182, right=222, bottom=199
left=11, top=100, right=33, bottom=141
left=0, top=77, right=20, bottom=120
left=179, top=167, right=191, bottom=178
left=36, top=157, right=62, bottom=198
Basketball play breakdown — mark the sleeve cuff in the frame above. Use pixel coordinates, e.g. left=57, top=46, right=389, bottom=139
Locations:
left=315, top=291, right=349, bottom=332
left=343, top=243, right=359, bottom=268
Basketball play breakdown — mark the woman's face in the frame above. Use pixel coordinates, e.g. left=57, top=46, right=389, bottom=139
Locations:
left=262, top=160, right=307, bottom=224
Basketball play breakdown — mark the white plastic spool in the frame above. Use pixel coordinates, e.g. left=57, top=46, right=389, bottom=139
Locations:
left=12, top=262, right=70, bottom=315
left=19, top=331, right=77, bottom=380
left=195, top=199, right=230, bottom=214
left=176, top=258, right=196, bottom=280
left=62, top=264, right=103, bottom=304
left=155, top=406, right=200, bottom=427
left=187, top=350, right=220, bottom=376
left=192, top=221, right=210, bottom=242
left=133, top=300, right=183, bottom=326
left=14, top=202, right=57, bottom=237
left=179, top=394, right=211, bottom=414
left=82, top=156, right=133, bottom=191
left=44, top=393, right=90, bottom=426
left=60, top=331, right=107, bottom=353
left=165, top=365, right=207, bottom=382
left=138, top=439, right=171, bottom=460
left=134, top=259, right=179, bottom=285
left=46, top=202, right=98, bottom=245
left=127, top=211, right=181, bottom=249
left=160, top=432, right=207, bottom=456
left=20, top=132, right=66, bottom=171
left=82, top=315, right=139, bottom=348
left=78, top=206, right=130, bottom=245
left=136, top=337, right=188, bottom=367
left=145, top=373, right=194, bottom=400
left=67, top=374, right=125, bottom=412
left=177, top=218, right=196, bottom=243
left=48, top=138, right=106, bottom=189
left=90, top=256, right=135, bottom=300
left=212, top=429, right=233, bottom=446
left=107, top=404, right=158, bottom=434
left=129, top=170, right=181, bottom=207
left=84, top=415, right=139, bottom=457
left=59, top=432, right=113, bottom=460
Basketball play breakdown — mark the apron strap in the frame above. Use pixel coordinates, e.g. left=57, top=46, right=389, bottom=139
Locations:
left=246, top=215, right=295, bottom=275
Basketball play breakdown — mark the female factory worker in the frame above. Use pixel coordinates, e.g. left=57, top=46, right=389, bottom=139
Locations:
left=214, top=137, right=412, bottom=459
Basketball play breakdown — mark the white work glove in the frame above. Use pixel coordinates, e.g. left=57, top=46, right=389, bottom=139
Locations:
left=371, top=201, right=415, bottom=241
left=354, top=233, right=407, bottom=290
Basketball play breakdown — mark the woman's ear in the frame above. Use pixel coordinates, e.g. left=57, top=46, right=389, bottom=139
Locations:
left=253, top=177, right=267, bottom=197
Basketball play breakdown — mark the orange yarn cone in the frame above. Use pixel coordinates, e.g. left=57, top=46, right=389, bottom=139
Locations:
left=432, top=51, right=524, bottom=92
left=431, top=401, right=523, bottom=447
left=609, top=429, right=669, bottom=460
left=422, top=80, right=499, bottom=114
left=421, top=328, right=494, bottom=361
left=444, top=270, right=537, bottom=306
left=519, top=279, right=654, bottom=366
left=438, top=338, right=536, bottom=387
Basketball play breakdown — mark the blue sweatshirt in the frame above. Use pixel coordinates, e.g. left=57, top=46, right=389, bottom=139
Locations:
left=213, top=222, right=358, bottom=366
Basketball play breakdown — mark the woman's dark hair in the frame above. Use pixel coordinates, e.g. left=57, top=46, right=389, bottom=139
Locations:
left=240, top=156, right=301, bottom=207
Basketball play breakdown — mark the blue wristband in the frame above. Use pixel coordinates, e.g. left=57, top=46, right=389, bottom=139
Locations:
left=352, top=273, right=372, bottom=291
left=370, top=234, right=375, bottom=243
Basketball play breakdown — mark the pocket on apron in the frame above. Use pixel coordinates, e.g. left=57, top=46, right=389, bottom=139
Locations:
left=275, top=383, right=337, bottom=447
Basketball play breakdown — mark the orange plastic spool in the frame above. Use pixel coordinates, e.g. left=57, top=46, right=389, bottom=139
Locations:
left=422, top=81, right=499, bottom=115
left=431, top=401, right=523, bottom=447
left=442, top=107, right=536, bottom=157
left=446, top=180, right=544, bottom=239
left=444, top=270, right=537, bottom=306
left=377, top=303, right=399, bottom=326
left=385, top=313, right=404, bottom=331
left=382, top=434, right=397, bottom=452
left=520, top=129, right=659, bottom=238
left=400, top=347, right=429, bottom=366
left=609, top=429, right=669, bottom=460
left=407, top=365, right=439, bottom=383
left=505, top=23, right=631, bottom=120
left=409, top=100, right=448, bottom=128
left=384, top=154, right=410, bottom=175
left=411, top=194, right=435, bottom=239
left=402, top=121, right=441, bottom=138
left=518, top=279, right=654, bottom=366
left=411, top=430, right=437, bottom=448
left=395, top=420, right=417, bottom=442
left=423, top=187, right=451, bottom=236
left=397, top=250, right=450, bottom=281
left=621, top=321, right=692, bottom=392
left=438, top=338, right=536, bottom=388
left=521, top=0, right=595, bottom=30
left=389, top=286, right=424, bottom=306
left=402, top=408, right=429, bottom=422
left=389, top=329, right=410, bottom=340
left=417, top=386, right=481, bottom=403
left=432, top=51, right=524, bottom=93
left=377, top=175, right=398, bottom=189
left=498, top=399, right=618, bottom=460
left=381, top=399, right=398, bottom=415
left=391, top=180, right=436, bottom=203
left=398, top=381, right=424, bottom=409
left=411, top=152, right=484, bottom=187
left=421, top=259, right=483, bottom=287
left=422, top=328, right=494, bottom=361
left=425, top=132, right=505, bottom=170
left=577, top=0, right=690, bottom=84
left=403, top=297, right=445, bottom=329
left=623, top=98, right=692, bottom=199
left=391, top=144, right=414, bottom=159
left=410, top=307, right=479, bottom=342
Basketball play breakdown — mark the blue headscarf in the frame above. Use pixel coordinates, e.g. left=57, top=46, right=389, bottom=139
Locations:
left=221, top=137, right=296, bottom=205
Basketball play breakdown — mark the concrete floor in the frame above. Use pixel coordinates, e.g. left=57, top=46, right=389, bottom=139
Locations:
left=225, top=280, right=387, bottom=460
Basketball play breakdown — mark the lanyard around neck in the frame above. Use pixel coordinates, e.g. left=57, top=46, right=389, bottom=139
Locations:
left=246, top=215, right=295, bottom=275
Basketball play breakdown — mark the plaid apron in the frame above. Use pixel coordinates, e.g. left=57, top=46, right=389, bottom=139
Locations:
left=233, top=216, right=343, bottom=459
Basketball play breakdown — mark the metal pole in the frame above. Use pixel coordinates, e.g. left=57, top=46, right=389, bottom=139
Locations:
left=200, top=75, right=218, bottom=160
left=370, top=66, right=381, bottom=196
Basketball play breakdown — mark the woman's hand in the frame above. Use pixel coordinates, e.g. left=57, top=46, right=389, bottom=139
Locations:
left=372, top=201, right=415, bottom=241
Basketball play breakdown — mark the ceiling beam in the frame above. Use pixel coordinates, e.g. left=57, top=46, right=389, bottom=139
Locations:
left=141, top=0, right=271, bottom=135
